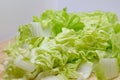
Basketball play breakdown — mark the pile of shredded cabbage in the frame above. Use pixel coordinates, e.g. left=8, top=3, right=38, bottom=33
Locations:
left=4, top=8, right=120, bottom=80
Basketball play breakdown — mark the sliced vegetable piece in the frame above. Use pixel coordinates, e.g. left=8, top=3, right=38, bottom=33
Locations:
left=14, top=56, right=36, bottom=72
left=100, top=58, right=119, bottom=79
left=78, top=61, right=93, bottom=79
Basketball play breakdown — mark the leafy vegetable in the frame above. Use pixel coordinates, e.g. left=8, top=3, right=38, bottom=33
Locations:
left=78, top=61, right=93, bottom=79
left=4, top=9, right=120, bottom=80
left=93, top=63, right=107, bottom=80
left=99, top=58, right=119, bottom=79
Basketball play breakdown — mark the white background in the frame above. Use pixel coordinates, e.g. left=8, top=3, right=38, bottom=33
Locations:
left=0, top=0, right=120, bottom=42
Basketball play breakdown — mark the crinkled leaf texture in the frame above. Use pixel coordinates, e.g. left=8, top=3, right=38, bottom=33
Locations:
left=4, top=9, right=120, bottom=80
